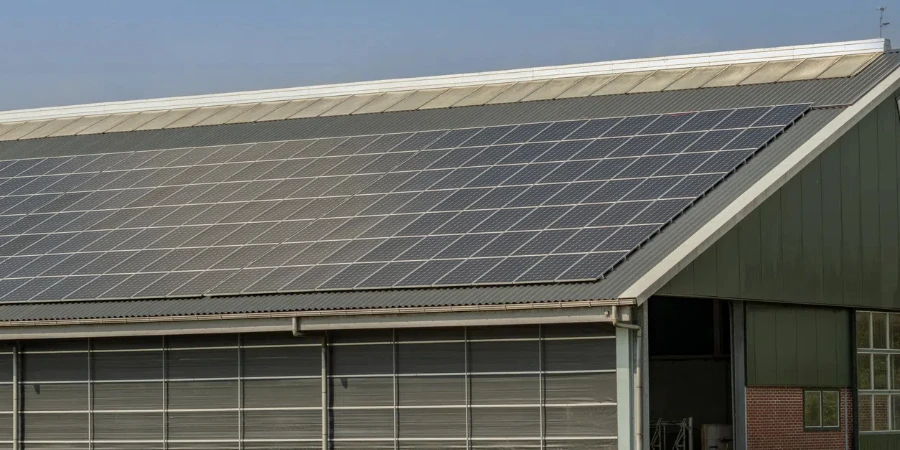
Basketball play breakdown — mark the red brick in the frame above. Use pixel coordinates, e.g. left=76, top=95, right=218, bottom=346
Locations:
left=746, top=386, right=853, bottom=450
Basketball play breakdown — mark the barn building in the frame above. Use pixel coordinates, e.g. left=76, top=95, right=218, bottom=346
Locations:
left=0, top=38, right=894, bottom=449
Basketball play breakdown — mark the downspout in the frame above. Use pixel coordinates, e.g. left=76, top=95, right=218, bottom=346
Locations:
left=294, top=317, right=325, bottom=448
left=321, top=333, right=328, bottom=450
left=11, top=344, right=18, bottom=450
left=613, top=305, right=642, bottom=450
left=292, top=316, right=303, bottom=337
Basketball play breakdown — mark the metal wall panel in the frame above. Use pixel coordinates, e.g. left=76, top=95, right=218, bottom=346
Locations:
left=659, top=94, right=900, bottom=309
left=742, top=303, right=851, bottom=387
left=13, top=324, right=616, bottom=449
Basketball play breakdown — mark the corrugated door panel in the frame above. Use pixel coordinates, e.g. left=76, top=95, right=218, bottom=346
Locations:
left=397, top=342, right=464, bottom=373
left=544, top=372, right=617, bottom=403
left=241, top=345, right=320, bottom=377
left=168, top=380, right=238, bottom=409
left=470, top=406, right=540, bottom=438
left=546, top=440, right=618, bottom=449
left=397, top=407, right=467, bottom=438
left=94, top=443, right=164, bottom=450
left=544, top=338, right=616, bottom=371
left=22, top=352, right=87, bottom=381
left=331, top=408, right=394, bottom=439
left=397, top=375, right=465, bottom=406
left=330, top=376, right=393, bottom=407
left=470, top=374, right=538, bottom=405
left=93, top=412, right=163, bottom=440
left=22, top=412, right=89, bottom=442
left=92, top=350, right=163, bottom=380
left=166, top=348, right=238, bottom=379
left=243, top=409, right=321, bottom=440
left=469, top=340, right=539, bottom=372
left=243, top=378, right=321, bottom=408
left=399, top=441, right=467, bottom=449
left=167, top=410, right=239, bottom=440
left=331, top=344, right=392, bottom=375
left=92, top=381, right=163, bottom=409
left=22, top=383, right=87, bottom=411
left=545, top=405, right=617, bottom=436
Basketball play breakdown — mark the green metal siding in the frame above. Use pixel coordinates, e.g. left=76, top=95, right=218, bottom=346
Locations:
left=745, top=303, right=851, bottom=387
left=860, top=434, right=900, bottom=450
left=659, top=94, right=900, bottom=309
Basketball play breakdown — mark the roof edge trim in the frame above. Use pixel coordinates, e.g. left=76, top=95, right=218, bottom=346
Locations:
left=0, top=299, right=633, bottom=338
left=0, top=39, right=889, bottom=124
left=619, top=59, right=900, bottom=303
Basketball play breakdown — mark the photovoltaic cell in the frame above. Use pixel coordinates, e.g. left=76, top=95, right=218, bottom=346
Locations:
left=567, top=118, right=622, bottom=140
left=677, top=109, right=732, bottom=132
left=753, top=104, right=809, bottom=127
left=557, top=252, right=627, bottom=281
left=435, top=257, right=503, bottom=285
left=714, top=107, right=771, bottom=129
left=640, top=113, right=695, bottom=135
left=477, top=255, right=542, bottom=284
left=462, top=125, right=516, bottom=147
left=498, top=142, right=554, bottom=164
left=604, top=115, right=658, bottom=137
left=513, top=229, right=578, bottom=255
left=318, top=263, right=385, bottom=290
left=516, top=253, right=584, bottom=282
left=428, top=128, right=482, bottom=149
left=495, top=123, right=552, bottom=144
left=0, top=103, right=806, bottom=300
left=435, top=233, right=498, bottom=259
left=531, top=120, right=587, bottom=142
left=357, top=261, right=425, bottom=288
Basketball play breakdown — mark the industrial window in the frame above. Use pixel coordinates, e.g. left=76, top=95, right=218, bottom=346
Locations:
left=856, top=311, right=900, bottom=432
left=803, top=389, right=840, bottom=430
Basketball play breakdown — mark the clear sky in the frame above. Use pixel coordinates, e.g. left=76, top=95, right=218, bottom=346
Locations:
left=0, top=0, right=893, bottom=111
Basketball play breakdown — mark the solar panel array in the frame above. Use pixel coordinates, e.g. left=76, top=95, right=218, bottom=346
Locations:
left=0, top=103, right=809, bottom=302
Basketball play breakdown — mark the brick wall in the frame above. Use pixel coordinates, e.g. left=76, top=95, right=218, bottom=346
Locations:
left=746, top=386, right=853, bottom=450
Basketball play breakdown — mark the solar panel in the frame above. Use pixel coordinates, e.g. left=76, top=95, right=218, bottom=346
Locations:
left=0, top=103, right=809, bottom=301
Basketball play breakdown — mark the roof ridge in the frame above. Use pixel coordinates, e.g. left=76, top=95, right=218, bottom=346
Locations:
left=0, top=39, right=889, bottom=124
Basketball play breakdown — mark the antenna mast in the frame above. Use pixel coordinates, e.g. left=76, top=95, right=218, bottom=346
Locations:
left=879, top=6, right=891, bottom=38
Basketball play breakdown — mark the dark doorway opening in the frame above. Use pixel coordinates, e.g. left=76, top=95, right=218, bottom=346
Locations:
left=648, top=296, right=733, bottom=449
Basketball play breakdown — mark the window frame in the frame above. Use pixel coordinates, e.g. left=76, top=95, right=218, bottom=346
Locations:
left=857, top=310, right=900, bottom=432
left=803, top=388, right=841, bottom=431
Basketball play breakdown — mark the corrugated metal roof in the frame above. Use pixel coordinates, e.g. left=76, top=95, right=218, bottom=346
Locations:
left=0, top=108, right=844, bottom=322
left=0, top=52, right=896, bottom=163
left=0, top=50, right=882, bottom=142
left=0, top=50, right=892, bottom=322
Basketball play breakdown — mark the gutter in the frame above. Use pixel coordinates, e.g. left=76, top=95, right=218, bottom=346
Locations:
left=0, top=299, right=634, bottom=340
left=0, top=298, right=631, bottom=328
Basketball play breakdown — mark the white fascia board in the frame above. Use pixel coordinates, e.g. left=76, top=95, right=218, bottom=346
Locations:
left=0, top=39, right=888, bottom=124
left=619, top=62, right=900, bottom=303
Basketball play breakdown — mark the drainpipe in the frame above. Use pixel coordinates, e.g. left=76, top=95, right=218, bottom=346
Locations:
left=11, top=344, right=17, bottom=450
left=612, top=305, right=642, bottom=450
left=292, top=317, right=303, bottom=337
left=321, top=333, right=328, bottom=450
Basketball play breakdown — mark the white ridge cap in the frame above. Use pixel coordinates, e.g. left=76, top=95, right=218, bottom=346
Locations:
left=0, top=38, right=889, bottom=123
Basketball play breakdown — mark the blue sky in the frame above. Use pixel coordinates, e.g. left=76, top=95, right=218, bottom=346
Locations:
left=0, top=0, right=893, bottom=110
